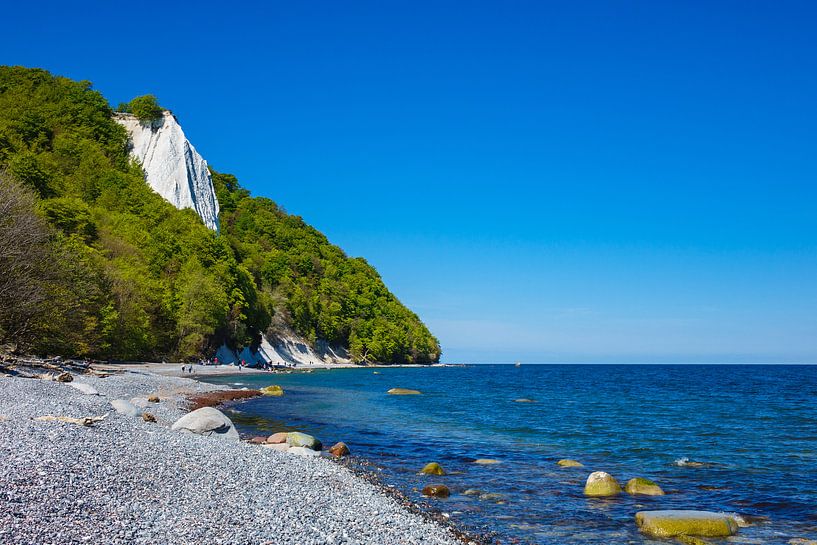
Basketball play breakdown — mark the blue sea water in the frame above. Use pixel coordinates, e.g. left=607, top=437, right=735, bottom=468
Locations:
left=204, top=365, right=817, bottom=544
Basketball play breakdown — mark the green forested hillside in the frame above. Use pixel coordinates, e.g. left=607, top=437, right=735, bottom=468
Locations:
left=0, top=66, right=440, bottom=364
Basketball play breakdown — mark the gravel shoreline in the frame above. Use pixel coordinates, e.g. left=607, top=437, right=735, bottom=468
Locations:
left=0, top=370, right=465, bottom=545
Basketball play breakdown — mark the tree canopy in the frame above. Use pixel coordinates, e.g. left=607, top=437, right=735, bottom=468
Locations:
left=0, top=66, right=440, bottom=364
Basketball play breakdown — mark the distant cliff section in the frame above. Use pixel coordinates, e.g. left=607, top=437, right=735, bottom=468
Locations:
left=0, top=66, right=440, bottom=364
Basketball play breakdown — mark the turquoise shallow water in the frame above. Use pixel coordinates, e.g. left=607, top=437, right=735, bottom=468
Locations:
left=204, top=364, right=817, bottom=544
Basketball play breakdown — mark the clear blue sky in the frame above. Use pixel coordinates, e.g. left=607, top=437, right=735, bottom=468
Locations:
left=4, top=1, right=816, bottom=362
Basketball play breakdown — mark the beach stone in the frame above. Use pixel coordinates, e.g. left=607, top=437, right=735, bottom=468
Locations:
left=584, top=471, right=622, bottom=497
left=557, top=459, right=584, bottom=467
left=263, top=443, right=291, bottom=452
left=474, top=458, right=501, bottom=465
left=266, top=432, right=289, bottom=444
left=260, top=385, right=284, bottom=396
left=248, top=436, right=267, bottom=444
left=626, top=477, right=665, bottom=496
left=56, top=372, right=73, bottom=382
left=171, top=407, right=239, bottom=442
left=110, top=399, right=141, bottom=417
left=421, top=485, right=450, bottom=498
left=387, top=388, right=422, bottom=395
left=288, top=446, right=322, bottom=457
left=329, top=442, right=350, bottom=457
left=147, top=395, right=160, bottom=403
left=635, top=510, right=738, bottom=538
left=68, top=382, right=99, bottom=395
left=789, top=539, right=817, bottom=545
left=142, top=412, right=156, bottom=423
left=286, top=431, right=322, bottom=451
left=420, top=462, right=446, bottom=475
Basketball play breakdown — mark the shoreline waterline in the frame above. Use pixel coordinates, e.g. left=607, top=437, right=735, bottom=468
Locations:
left=200, top=364, right=817, bottom=545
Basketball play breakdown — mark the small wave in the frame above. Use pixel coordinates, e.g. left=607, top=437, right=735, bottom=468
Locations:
left=673, top=457, right=713, bottom=468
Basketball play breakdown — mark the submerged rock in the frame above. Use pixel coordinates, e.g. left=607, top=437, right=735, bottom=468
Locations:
left=420, top=462, right=446, bottom=475
left=584, top=471, right=622, bottom=497
left=625, top=477, right=665, bottom=496
left=421, top=485, right=450, bottom=498
left=557, top=459, right=584, bottom=468
left=387, top=388, right=422, bottom=395
left=473, top=458, right=501, bottom=465
left=286, top=431, right=322, bottom=451
left=171, top=407, right=239, bottom=442
left=478, top=492, right=506, bottom=503
left=514, top=398, right=536, bottom=403
left=110, top=399, right=141, bottom=417
left=329, top=442, right=350, bottom=457
left=463, top=489, right=483, bottom=496
left=260, top=385, right=284, bottom=396
left=635, top=510, right=738, bottom=538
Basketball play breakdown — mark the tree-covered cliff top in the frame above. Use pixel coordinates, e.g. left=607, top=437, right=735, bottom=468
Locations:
left=0, top=66, right=440, bottom=364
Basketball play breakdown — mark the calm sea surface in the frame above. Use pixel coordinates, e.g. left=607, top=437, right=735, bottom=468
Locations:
left=203, top=364, right=817, bottom=544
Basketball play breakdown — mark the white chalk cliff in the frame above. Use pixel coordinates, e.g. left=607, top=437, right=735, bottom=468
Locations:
left=114, top=112, right=220, bottom=231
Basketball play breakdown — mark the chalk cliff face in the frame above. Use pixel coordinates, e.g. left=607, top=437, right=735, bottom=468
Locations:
left=114, top=112, right=220, bottom=231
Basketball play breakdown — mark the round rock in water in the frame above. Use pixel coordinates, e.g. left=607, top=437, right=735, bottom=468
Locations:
left=420, top=462, right=446, bottom=475
left=625, top=477, right=665, bottom=496
left=170, top=407, right=239, bottom=442
left=387, top=388, right=422, bottom=395
left=635, top=510, right=738, bottom=538
left=421, top=485, right=450, bottom=498
left=584, top=471, right=622, bottom=497
left=557, top=459, right=584, bottom=468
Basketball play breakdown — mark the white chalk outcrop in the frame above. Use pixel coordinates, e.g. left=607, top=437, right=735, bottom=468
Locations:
left=215, top=334, right=351, bottom=367
left=114, top=112, right=220, bottom=231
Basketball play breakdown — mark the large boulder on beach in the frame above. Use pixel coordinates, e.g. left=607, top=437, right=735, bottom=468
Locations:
left=68, top=382, right=99, bottom=395
left=286, top=431, right=322, bottom=451
left=625, top=477, right=665, bottom=496
left=171, top=407, right=239, bottom=442
left=635, top=510, right=738, bottom=538
left=267, top=432, right=289, bottom=444
left=110, top=399, right=141, bottom=417
left=420, top=462, right=446, bottom=475
left=584, top=471, right=622, bottom=497
left=387, top=388, right=422, bottom=395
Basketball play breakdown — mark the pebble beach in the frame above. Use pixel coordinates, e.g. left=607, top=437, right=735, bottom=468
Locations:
left=0, top=369, right=464, bottom=545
